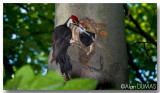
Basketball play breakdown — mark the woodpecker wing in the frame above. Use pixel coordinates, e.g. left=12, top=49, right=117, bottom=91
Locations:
left=51, top=25, right=72, bottom=62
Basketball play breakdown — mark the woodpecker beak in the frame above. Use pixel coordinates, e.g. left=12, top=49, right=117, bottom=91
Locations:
left=78, top=26, right=86, bottom=33
left=71, top=23, right=79, bottom=26
left=72, top=20, right=79, bottom=26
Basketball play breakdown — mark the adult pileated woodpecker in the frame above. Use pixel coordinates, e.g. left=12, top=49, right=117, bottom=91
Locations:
left=50, top=15, right=79, bottom=79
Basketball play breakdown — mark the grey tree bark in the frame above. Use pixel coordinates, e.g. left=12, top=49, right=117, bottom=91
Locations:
left=48, top=3, right=129, bottom=89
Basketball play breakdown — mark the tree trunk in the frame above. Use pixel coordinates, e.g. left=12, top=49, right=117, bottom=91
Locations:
left=48, top=3, right=129, bottom=89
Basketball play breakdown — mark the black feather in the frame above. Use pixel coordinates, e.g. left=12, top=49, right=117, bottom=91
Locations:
left=79, top=31, right=95, bottom=46
left=52, top=24, right=72, bottom=79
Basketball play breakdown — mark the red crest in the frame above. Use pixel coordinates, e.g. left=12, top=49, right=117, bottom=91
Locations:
left=71, top=15, right=79, bottom=23
left=79, top=22, right=86, bottom=28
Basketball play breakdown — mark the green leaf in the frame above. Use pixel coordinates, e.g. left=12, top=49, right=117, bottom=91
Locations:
left=4, top=77, right=21, bottom=90
left=45, top=71, right=64, bottom=82
left=4, top=65, right=35, bottom=90
left=61, top=78, right=98, bottom=90
left=28, top=71, right=64, bottom=90
left=15, top=65, right=35, bottom=89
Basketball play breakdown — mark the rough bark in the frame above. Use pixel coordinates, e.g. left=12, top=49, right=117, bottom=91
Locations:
left=48, top=3, right=129, bottom=89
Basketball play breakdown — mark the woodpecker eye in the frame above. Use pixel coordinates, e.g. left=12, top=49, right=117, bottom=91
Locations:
left=73, top=20, right=77, bottom=23
left=81, top=27, right=84, bottom=30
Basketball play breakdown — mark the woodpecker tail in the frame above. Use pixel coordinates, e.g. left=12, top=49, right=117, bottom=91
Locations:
left=57, top=51, right=72, bottom=80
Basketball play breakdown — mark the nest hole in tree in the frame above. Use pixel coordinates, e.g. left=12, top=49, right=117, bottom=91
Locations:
left=75, top=17, right=98, bottom=64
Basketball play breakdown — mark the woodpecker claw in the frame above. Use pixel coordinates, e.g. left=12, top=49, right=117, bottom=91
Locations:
left=70, top=39, right=75, bottom=44
left=72, top=23, right=78, bottom=26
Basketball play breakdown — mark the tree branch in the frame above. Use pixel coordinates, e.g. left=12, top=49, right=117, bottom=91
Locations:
left=128, top=42, right=156, bottom=47
left=123, top=4, right=157, bottom=47
left=127, top=45, right=146, bottom=84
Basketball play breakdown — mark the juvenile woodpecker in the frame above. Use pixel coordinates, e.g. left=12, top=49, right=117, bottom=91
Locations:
left=50, top=15, right=79, bottom=79
left=78, top=23, right=95, bottom=46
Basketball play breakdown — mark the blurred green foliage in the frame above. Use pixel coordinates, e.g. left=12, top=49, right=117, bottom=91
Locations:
left=3, top=3, right=157, bottom=90
left=4, top=65, right=97, bottom=90
left=124, top=3, right=157, bottom=86
left=3, top=3, right=55, bottom=84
